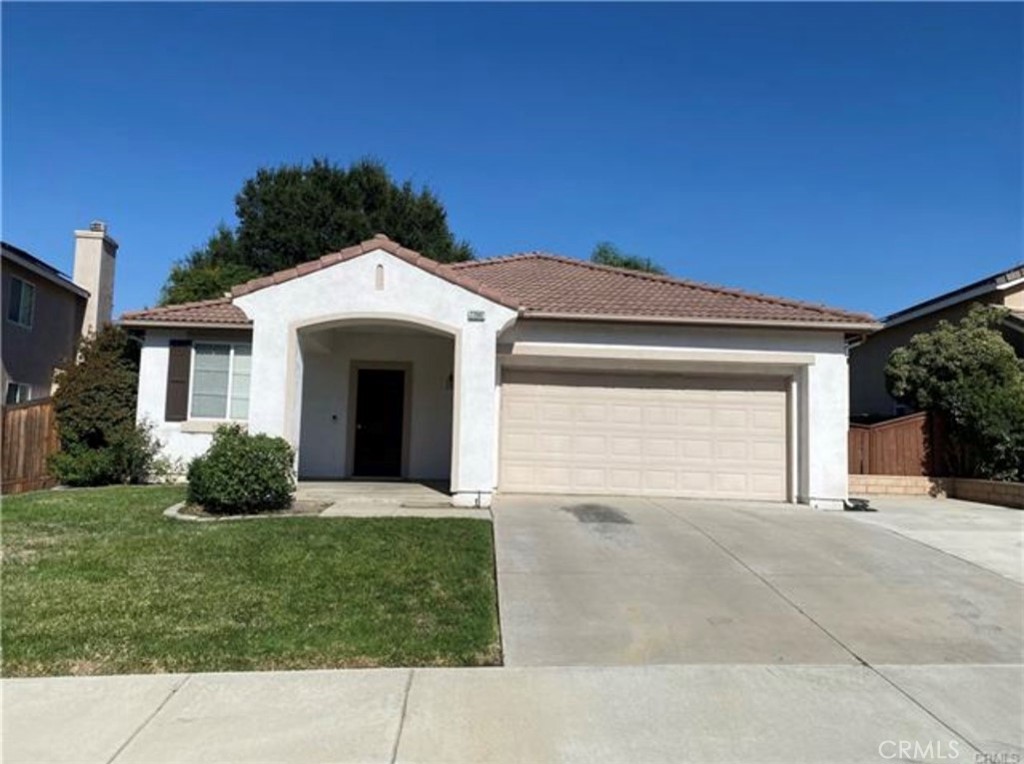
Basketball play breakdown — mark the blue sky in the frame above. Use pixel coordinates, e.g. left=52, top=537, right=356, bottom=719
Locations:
left=3, top=3, right=1021, bottom=317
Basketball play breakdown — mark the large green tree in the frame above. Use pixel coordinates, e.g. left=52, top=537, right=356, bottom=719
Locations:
left=160, top=158, right=472, bottom=304
left=160, top=225, right=257, bottom=306
left=590, top=241, right=665, bottom=274
left=886, top=304, right=1024, bottom=480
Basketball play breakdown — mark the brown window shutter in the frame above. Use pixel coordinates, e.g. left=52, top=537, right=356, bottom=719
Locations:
left=165, top=340, right=192, bottom=422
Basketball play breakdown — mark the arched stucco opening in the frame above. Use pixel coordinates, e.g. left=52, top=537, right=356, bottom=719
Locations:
left=294, top=317, right=457, bottom=483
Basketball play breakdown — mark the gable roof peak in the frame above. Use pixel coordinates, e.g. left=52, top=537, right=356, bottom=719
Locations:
left=228, top=235, right=518, bottom=307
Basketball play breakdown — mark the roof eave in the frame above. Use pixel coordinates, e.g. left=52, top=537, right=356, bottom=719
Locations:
left=519, top=311, right=882, bottom=333
left=2, top=249, right=90, bottom=299
left=884, top=271, right=1024, bottom=328
left=119, top=319, right=253, bottom=330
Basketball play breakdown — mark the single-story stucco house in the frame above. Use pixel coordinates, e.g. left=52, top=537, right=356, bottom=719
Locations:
left=121, top=235, right=879, bottom=509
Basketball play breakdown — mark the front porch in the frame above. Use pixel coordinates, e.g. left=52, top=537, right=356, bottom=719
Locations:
left=294, top=480, right=489, bottom=518
left=296, top=479, right=452, bottom=508
left=296, top=320, right=456, bottom=484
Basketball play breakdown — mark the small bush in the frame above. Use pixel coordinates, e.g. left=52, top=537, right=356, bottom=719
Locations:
left=50, top=421, right=161, bottom=486
left=188, top=425, right=295, bottom=514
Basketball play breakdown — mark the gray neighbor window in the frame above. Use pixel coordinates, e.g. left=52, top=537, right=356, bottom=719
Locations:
left=5, top=381, right=30, bottom=404
left=6, top=276, right=35, bottom=328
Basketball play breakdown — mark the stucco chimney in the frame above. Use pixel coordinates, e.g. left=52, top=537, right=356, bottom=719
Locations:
left=73, top=220, right=119, bottom=336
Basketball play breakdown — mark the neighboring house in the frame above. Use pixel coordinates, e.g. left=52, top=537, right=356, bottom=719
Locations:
left=1, top=222, right=118, bottom=404
left=121, top=235, right=878, bottom=509
left=849, top=264, right=1024, bottom=418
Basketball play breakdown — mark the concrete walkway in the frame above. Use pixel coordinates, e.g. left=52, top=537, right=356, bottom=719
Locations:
left=5, top=663, right=1022, bottom=763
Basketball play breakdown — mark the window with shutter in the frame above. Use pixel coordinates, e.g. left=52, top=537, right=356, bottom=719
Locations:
left=165, top=340, right=192, bottom=422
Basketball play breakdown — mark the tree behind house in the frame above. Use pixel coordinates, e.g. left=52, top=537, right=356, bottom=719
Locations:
left=590, top=242, right=665, bottom=274
left=160, top=158, right=472, bottom=305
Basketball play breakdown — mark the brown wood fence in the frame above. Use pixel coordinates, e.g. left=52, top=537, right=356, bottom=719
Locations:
left=2, top=398, right=59, bottom=495
left=849, top=411, right=945, bottom=476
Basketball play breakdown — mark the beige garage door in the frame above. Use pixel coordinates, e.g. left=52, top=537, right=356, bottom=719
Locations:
left=499, top=370, right=788, bottom=500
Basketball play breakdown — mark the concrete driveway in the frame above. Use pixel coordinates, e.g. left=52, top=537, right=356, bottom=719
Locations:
left=493, top=494, right=1023, bottom=667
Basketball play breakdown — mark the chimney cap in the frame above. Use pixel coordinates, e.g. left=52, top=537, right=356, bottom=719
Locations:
left=89, top=220, right=107, bottom=233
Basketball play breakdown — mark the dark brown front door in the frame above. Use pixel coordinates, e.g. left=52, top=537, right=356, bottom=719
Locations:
left=353, top=369, right=405, bottom=477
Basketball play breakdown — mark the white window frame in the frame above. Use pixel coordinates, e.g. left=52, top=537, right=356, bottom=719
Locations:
left=187, top=342, right=251, bottom=421
left=5, top=381, right=31, bottom=405
left=6, top=277, right=36, bottom=329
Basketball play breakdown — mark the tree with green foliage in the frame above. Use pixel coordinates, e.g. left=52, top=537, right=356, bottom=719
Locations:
left=160, top=225, right=258, bottom=305
left=886, top=304, right=1024, bottom=480
left=160, top=158, right=473, bottom=305
left=50, top=326, right=160, bottom=485
left=590, top=241, right=665, bottom=274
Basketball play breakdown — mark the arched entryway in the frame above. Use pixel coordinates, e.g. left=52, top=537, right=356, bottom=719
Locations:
left=295, top=318, right=456, bottom=483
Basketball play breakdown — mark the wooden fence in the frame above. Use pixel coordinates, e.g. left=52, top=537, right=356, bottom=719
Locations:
left=848, top=411, right=945, bottom=476
left=2, top=398, right=59, bottom=495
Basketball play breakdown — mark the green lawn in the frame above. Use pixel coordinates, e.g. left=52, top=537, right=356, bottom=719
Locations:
left=1, top=486, right=501, bottom=676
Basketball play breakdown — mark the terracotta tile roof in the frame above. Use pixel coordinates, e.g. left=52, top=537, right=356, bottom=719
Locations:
left=120, top=235, right=878, bottom=329
left=121, top=297, right=251, bottom=326
left=451, top=253, right=878, bottom=326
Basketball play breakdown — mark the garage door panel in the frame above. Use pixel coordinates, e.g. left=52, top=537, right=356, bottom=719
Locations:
left=609, top=469, right=642, bottom=491
left=753, top=409, right=785, bottom=431
left=714, top=408, right=749, bottom=430
left=537, top=433, right=573, bottom=455
left=644, top=438, right=676, bottom=459
left=682, top=439, right=714, bottom=459
left=500, top=371, right=788, bottom=501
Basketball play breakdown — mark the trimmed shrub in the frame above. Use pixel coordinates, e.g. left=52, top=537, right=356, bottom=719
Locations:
left=188, top=425, right=295, bottom=514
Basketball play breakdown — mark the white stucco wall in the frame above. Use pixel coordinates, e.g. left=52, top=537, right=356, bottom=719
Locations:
left=233, top=248, right=518, bottom=505
left=298, top=330, right=454, bottom=480
left=136, top=252, right=851, bottom=509
left=500, top=320, right=851, bottom=509
left=135, top=328, right=254, bottom=470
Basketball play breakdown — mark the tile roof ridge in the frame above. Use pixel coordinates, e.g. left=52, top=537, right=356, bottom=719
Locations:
left=122, top=296, right=232, bottom=317
left=225, top=235, right=521, bottom=308
left=465, top=250, right=874, bottom=321
left=447, top=252, right=549, bottom=269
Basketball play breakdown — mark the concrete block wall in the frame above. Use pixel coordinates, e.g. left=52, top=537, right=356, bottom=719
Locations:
left=952, top=478, right=1024, bottom=509
left=849, top=474, right=1024, bottom=510
left=848, top=475, right=950, bottom=497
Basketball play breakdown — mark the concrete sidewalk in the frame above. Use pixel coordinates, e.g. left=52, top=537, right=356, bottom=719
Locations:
left=4, top=663, right=1022, bottom=763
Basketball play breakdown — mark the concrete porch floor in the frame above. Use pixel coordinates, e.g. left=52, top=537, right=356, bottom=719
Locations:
left=296, top=479, right=450, bottom=505
left=294, top=480, right=490, bottom=518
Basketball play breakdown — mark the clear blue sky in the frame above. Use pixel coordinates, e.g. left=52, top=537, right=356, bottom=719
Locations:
left=3, top=3, right=1021, bottom=318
